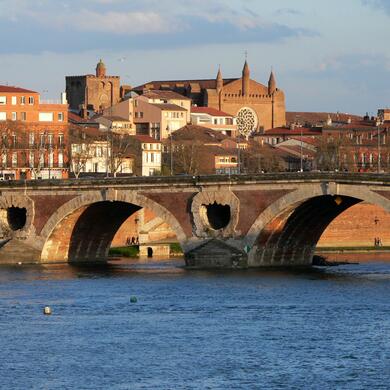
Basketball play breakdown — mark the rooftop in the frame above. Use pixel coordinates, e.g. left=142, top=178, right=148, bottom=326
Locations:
left=143, top=89, right=191, bottom=101
left=134, top=78, right=238, bottom=92
left=150, top=103, right=188, bottom=111
left=191, top=106, right=234, bottom=117
left=0, top=85, right=37, bottom=94
left=133, top=135, right=161, bottom=143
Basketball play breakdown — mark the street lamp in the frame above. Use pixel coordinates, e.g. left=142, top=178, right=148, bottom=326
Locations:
left=300, top=125, right=303, bottom=172
left=377, top=125, right=381, bottom=173
left=167, top=125, right=173, bottom=175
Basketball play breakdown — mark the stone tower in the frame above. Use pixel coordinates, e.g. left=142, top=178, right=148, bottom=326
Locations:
left=216, top=66, right=223, bottom=111
left=268, top=70, right=276, bottom=95
left=242, top=60, right=250, bottom=96
left=96, top=59, right=106, bottom=78
left=66, top=60, right=121, bottom=113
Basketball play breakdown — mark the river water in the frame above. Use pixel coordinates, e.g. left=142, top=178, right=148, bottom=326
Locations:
left=0, top=259, right=389, bottom=389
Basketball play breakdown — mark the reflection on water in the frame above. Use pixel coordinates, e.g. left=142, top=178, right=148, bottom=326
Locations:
left=0, top=257, right=390, bottom=389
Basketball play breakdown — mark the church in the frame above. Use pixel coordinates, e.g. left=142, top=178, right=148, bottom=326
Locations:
left=133, top=61, right=286, bottom=133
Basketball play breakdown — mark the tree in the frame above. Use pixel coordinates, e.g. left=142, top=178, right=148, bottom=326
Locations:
left=108, top=133, right=139, bottom=177
left=69, top=126, right=97, bottom=179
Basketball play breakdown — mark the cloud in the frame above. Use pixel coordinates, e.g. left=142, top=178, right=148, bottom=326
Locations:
left=0, top=0, right=317, bottom=54
left=274, top=8, right=303, bottom=16
left=362, top=0, right=390, bottom=14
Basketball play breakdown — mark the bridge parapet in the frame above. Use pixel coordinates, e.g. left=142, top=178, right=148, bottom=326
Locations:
left=0, top=173, right=389, bottom=267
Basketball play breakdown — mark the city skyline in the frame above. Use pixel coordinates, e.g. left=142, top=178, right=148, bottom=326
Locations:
left=0, top=0, right=389, bottom=115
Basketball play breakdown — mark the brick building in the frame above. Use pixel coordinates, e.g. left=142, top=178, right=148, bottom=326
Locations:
left=133, top=61, right=286, bottom=134
left=66, top=60, right=121, bottom=114
left=0, top=85, right=69, bottom=179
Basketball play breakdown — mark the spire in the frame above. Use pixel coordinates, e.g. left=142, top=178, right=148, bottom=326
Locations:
left=268, top=69, right=276, bottom=95
left=242, top=60, right=250, bottom=96
left=216, top=65, right=223, bottom=93
left=96, top=59, right=106, bottom=78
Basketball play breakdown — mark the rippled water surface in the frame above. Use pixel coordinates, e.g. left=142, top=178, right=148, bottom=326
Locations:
left=0, top=259, right=390, bottom=389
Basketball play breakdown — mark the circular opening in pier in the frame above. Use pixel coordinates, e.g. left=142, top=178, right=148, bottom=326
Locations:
left=7, top=206, right=27, bottom=231
left=202, top=202, right=231, bottom=230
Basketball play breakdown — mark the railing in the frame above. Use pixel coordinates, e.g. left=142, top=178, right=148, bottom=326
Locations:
left=1, top=171, right=390, bottom=187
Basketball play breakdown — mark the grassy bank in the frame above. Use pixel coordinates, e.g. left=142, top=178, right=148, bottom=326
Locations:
left=109, top=246, right=139, bottom=258
left=109, top=243, right=183, bottom=258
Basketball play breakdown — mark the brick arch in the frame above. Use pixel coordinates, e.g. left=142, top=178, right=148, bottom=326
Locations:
left=40, top=190, right=187, bottom=263
left=245, top=184, right=390, bottom=266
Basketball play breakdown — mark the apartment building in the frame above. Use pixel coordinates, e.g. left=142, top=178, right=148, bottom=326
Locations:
left=0, top=85, right=68, bottom=179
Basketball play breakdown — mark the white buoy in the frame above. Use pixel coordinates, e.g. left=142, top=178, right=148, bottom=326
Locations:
left=43, top=306, right=52, bottom=315
left=17, top=262, right=22, bottom=265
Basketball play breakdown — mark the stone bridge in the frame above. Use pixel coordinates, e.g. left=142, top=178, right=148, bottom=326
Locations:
left=1, top=173, right=390, bottom=268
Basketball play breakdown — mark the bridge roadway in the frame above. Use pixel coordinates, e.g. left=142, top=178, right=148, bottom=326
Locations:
left=0, top=172, right=390, bottom=268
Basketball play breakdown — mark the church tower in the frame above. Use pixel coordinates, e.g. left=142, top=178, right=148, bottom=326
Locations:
left=216, top=66, right=223, bottom=111
left=96, top=59, right=106, bottom=78
left=242, top=60, right=250, bottom=96
left=268, top=70, right=276, bottom=95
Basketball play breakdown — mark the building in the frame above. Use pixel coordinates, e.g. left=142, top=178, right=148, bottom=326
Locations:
left=133, top=61, right=286, bottom=133
left=190, top=106, right=237, bottom=137
left=132, top=135, right=162, bottom=176
left=93, top=115, right=134, bottom=135
left=378, top=109, right=390, bottom=123
left=66, top=60, right=121, bottom=114
left=0, top=85, right=69, bottom=179
left=134, top=96, right=188, bottom=140
left=69, top=126, right=134, bottom=177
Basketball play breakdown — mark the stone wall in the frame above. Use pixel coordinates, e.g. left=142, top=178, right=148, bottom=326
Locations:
left=318, top=203, right=390, bottom=247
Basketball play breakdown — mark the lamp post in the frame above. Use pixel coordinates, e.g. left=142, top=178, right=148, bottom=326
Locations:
left=167, top=125, right=173, bottom=176
left=300, top=125, right=303, bottom=172
left=378, top=125, right=381, bottom=173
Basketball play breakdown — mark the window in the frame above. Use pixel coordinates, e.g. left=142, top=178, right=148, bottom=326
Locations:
left=29, top=151, right=34, bottom=168
left=29, top=133, right=35, bottom=146
left=39, top=112, right=53, bottom=122
left=28, top=96, right=34, bottom=105
left=58, top=112, right=64, bottom=122
left=150, top=152, right=154, bottom=163
left=11, top=112, right=17, bottom=121
left=12, top=133, right=16, bottom=146
left=20, top=96, right=25, bottom=105
left=11, top=96, right=17, bottom=105
left=1, top=152, right=6, bottom=167
left=0, top=96, right=6, bottom=105
left=40, top=133, right=45, bottom=146
left=0, top=112, right=6, bottom=121
left=49, top=151, right=54, bottom=168
left=21, top=112, right=26, bottom=121
left=48, top=134, right=53, bottom=145
left=39, top=152, right=44, bottom=167
left=12, top=152, right=17, bottom=167
left=58, top=134, right=63, bottom=146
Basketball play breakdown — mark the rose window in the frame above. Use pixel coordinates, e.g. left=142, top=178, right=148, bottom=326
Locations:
left=237, top=107, right=258, bottom=138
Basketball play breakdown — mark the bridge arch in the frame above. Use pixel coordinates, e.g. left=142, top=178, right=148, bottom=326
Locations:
left=40, top=190, right=187, bottom=263
left=245, top=183, right=390, bottom=266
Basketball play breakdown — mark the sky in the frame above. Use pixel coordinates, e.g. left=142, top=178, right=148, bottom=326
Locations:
left=0, top=0, right=389, bottom=115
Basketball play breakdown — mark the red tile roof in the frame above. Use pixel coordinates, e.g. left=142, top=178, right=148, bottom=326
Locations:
left=0, top=85, right=37, bottom=93
left=150, top=103, right=187, bottom=111
left=263, top=127, right=322, bottom=136
left=143, top=90, right=191, bottom=101
left=134, top=78, right=237, bottom=92
left=286, top=111, right=363, bottom=125
left=191, top=106, right=234, bottom=117
left=133, top=135, right=161, bottom=143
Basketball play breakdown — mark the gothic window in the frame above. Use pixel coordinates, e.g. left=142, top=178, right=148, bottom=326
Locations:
left=236, top=107, right=258, bottom=138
